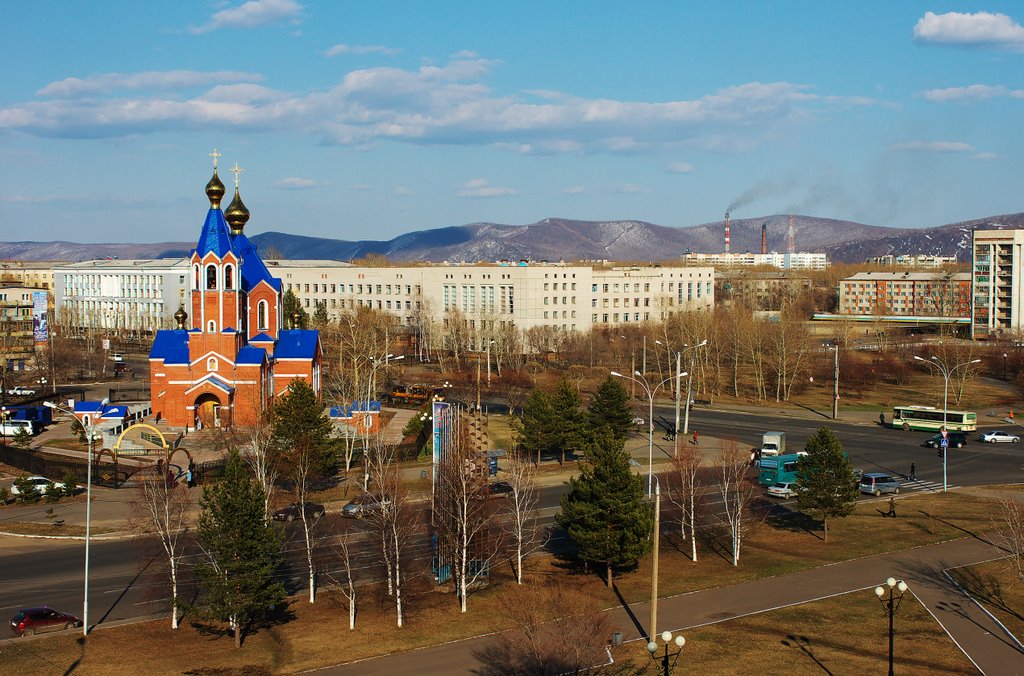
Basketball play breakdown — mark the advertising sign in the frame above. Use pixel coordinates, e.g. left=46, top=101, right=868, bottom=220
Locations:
left=31, top=291, right=48, bottom=342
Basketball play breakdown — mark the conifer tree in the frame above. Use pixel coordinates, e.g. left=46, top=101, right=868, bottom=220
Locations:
left=587, top=376, right=633, bottom=443
left=196, top=448, right=285, bottom=647
left=282, top=288, right=308, bottom=328
left=519, top=389, right=554, bottom=459
left=557, top=427, right=652, bottom=586
left=795, top=426, right=858, bottom=542
left=550, top=376, right=586, bottom=460
left=270, top=379, right=336, bottom=476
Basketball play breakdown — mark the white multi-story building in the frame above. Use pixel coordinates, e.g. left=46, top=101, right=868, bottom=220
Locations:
left=868, top=254, right=959, bottom=268
left=681, top=251, right=828, bottom=270
left=972, top=229, right=1024, bottom=338
left=54, top=258, right=190, bottom=334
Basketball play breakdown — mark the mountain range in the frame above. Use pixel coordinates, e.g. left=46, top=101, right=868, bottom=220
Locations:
left=3, top=212, right=1022, bottom=264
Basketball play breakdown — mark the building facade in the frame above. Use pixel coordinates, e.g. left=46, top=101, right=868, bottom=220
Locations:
left=717, top=270, right=813, bottom=310
left=0, top=261, right=61, bottom=290
left=838, top=271, right=970, bottom=318
left=867, top=254, right=959, bottom=268
left=148, top=165, right=321, bottom=430
left=972, top=229, right=1024, bottom=338
left=681, top=251, right=828, bottom=270
left=54, top=258, right=190, bottom=335
left=0, top=284, right=39, bottom=371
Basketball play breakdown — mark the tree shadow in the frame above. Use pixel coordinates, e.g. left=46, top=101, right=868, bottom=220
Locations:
left=791, top=402, right=831, bottom=420
left=948, top=564, right=1024, bottom=625
left=766, top=504, right=825, bottom=541
left=780, top=633, right=834, bottom=675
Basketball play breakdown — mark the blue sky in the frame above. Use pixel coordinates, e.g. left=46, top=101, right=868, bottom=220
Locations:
left=2, top=1, right=1023, bottom=244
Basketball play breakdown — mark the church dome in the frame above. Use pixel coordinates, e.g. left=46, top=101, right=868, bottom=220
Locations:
left=205, top=170, right=226, bottom=209
left=174, top=305, right=188, bottom=329
left=225, top=188, right=250, bottom=235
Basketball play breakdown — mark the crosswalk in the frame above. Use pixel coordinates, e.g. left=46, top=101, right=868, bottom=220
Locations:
left=901, top=478, right=959, bottom=494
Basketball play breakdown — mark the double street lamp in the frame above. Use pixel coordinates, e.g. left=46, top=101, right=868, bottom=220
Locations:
left=646, top=630, right=686, bottom=676
left=612, top=370, right=685, bottom=496
left=913, top=355, right=981, bottom=492
left=654, top=339, right=707, bottom=436
left=874, top=577, right=908, bottom=676
left=44, top=397, right=108, bottom=637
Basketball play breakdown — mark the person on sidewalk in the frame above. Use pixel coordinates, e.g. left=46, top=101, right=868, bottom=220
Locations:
left=692, top=430, right=699, bottom=446
left=885, top=496, right=897, bottom=518
left=879, top=412, right=885, bottom=426
left=910, top=463, right=916, bottom=481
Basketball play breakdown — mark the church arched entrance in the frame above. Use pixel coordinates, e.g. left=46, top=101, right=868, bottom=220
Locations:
left=194, top=393, right=222, bottom=430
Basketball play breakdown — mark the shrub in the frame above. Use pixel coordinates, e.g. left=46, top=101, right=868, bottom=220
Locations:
left=0, top=486, right=9, bottom=505
left=13, top=475, right=39, bottom=503
left=62, top=470, right=79, bottom=497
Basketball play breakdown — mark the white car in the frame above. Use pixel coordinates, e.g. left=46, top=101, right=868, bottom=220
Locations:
left=766, top=482, right=800, bottom=499
left=631, top=417, right=645, bottom=426
left=980, top=430, right=1020, bottom=443
left=10, top=476, right=65, bottom=496
left=6, top=386, right=35, bottom=396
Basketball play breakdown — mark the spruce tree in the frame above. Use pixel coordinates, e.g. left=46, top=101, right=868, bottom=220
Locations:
left=550, top=376, right=586, bottom=459
left=196, top=448, right=285, bottom=647
left=587, top=376, right=633, bottom=443
left=520, top=389, right=554, bottom=459
left=282, top=289, right=308, bottom=328
left=557, top=427, right=653, bottom=586
left=795, top=426, right=859, bottom=542
left=270, top=379, right=336, bottom=476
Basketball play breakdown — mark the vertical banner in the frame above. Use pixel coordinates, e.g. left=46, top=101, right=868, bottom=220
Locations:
left=32, top=291, right=48, bottom=343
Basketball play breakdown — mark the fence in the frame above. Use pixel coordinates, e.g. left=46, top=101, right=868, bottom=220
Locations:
left=108, top=386, right=151, bottom=403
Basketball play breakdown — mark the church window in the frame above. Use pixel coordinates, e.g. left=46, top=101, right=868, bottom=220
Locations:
left=208, top=320, right=216, bottom=332
left=257, top=300, right=268, bottom=330
left=207, top=357, right=218, bottom=371
left=224, top=265, right=233, bottom=289
left=206, top=265, right=217, bottom=290
left=194, top=265, right=200, bottom=289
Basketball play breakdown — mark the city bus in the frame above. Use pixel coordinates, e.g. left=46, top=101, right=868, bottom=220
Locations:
left=890, top=405, right=977, bottom=432
left=758, top=453, right=802, bottom=486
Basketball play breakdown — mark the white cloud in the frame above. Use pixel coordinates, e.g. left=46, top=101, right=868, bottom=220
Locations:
left=972, top=152, right=998, bottom=161
left=393, top=185, right=411, bottom=196
left=609, top=183, right=651, bottom=194
left=274, top=177, right=317, bottom=189
left=191, top=0, right=303, bottom=34
left=37, top=70, right=263, bottom=98
left=889, top=141, right=974, bottom=153
left=457, top=178, right=516, bottom=198
left=559, top=185, right=586, bottom=195
left=667, top=161, right=695, bottom=174
left=324, top=44, right=400, bottom=57
left=917, top=84, right=1024, bottom=102
left=913, top=11, right=1024, bottom=50
left=349, top=183, right=372, bottom=191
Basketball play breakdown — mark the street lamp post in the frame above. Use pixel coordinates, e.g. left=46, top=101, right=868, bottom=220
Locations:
left=913, top=355, right=981, bottom=492
left=874, top=577, right=908, bottom=676
left=612, top=370, right=686, bottom=496
left=646, top=630, right=685, bottom=676
left=1003, top=352, right=1008, bottom=381
left=44, top=397, right=107, bottom=637
left=1, top=406, right=7, bottom=446
left=680, top=340, right=707, bottom=435
left=825, top=342, right=840, bottom=420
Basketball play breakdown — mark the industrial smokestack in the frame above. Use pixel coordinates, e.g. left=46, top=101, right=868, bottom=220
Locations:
left=724, top=211, right=731, bottom=254
left=761, top=223, right=767, bottom=255
left=787, top=214, right=796, bottom=254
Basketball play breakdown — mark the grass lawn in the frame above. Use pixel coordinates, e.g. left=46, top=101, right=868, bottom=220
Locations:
left=948, top=557, right=1024, bottom=645
left=614, top=587, right=975, bottom=674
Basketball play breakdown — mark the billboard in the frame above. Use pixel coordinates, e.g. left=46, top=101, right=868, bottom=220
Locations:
left=32, top=291, right=48, bottom=342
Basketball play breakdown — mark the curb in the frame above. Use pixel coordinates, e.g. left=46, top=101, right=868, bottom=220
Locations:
left=0, top=528, right=139, bottom=541
left=943, top=566, right=1024, bottom=653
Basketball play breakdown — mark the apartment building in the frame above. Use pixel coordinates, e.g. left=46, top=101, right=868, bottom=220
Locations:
left=0, top=284, right=41, bottom=370
left=867, top=254, right=959, bottom=268
left=838, top=271, right=970, bottom=318
left=681, top=251, right=828, bottom=270
left=0, top=260, right=61, bottom=290
left=972, top=229, right=1024, bottom=338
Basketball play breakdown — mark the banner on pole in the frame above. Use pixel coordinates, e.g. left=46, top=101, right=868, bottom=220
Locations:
left=32, top=291, right=48, bottom=342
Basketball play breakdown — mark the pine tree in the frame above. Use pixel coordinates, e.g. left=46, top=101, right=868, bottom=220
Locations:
left=196, top=448, right=285, bottom=647
left=795, top=426, right=858, bottom=542
left=550, top=376, right=586, bottom=460
left=587, top=376, right=633, bottom=443
left=519, top=389, right=554, bottom=459
left=270, top=379, right=336, bottom=476
left=557, top=428, right=652, bottom=586
left=282, top=288, right=308, bottom=328
left=312, top=300, right=329, bottom=327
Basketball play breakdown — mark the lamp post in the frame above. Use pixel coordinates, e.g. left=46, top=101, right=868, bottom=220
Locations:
left=1, top=406, right=7, bottom=446
left=874, top=577, right=908, bottom=676
left=44, top=397, right=107, bottom=637
left=913, top=355, right=981, bottom=492
left=485, top=339, right=495, bottom=386
left=825, top=341, right=840, bottom=420
left=646, top=630, right=685, bottom=676
left=1003, top=352, right=1008, bottom=381
left=680, top=340, right=707, bottom=435
left=612, top=370, right=685, bottom=496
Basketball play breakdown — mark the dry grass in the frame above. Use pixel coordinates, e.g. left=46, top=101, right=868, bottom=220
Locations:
left=948, top=558, right=1024, bottom=644
left=614, top=588, right=975, bottom=674
left=0, top=521, right=120, bottom=537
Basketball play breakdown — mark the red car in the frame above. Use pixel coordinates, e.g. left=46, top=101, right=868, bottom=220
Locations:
left=10, top=607, right=81, bottom=636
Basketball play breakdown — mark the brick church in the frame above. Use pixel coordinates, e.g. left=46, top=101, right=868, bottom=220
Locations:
left=149, top=155, right=322, bottom=429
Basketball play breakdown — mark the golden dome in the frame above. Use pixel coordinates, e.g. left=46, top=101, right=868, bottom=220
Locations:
left=225, top=187, right=250, bottom=235
left=174, top=305, right=188, bottom=329
left=205, top=170, right=226, bottom=209
left=291, top=310, right=303, bottom=329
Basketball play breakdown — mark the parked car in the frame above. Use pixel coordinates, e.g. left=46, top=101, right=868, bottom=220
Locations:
left=6, top=386, right=35, bottom=396
left=923, top=431, right=967, bottom=449
left=630, top=417, right=645, bottom=426
left=979, top=430, right=1020, bottom=443
left=272, top=502, right=325, bottom=522
left=110, top=353, right=124, bottom=363
left=474, top=480, right=514, bottom=500
left=766, top=482, right=800, bottom=499
left=10, top=607, right=81, bottom=636
left=10, top=476, right=65, bottom=496
left=859, top=473, right=901, bottom=496
left=341, top=493, right=388, bottom=518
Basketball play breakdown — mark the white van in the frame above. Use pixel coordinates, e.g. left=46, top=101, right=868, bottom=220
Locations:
left=0, top=419, right=34, bottom=437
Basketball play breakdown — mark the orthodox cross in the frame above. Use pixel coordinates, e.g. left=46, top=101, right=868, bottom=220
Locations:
left=230, top=162, right=245, bottom=188
left=209, top=148, right=222, bottom=170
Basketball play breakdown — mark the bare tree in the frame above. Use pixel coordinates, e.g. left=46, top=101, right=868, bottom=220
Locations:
left=326, top=527, right=360, bottom=630
left=366, top=441, right=416, bottom=627
left=130, top=465, right=191, bottom=629
left=995, top=497, right=1024, bottom=583
left=289, top=443, right=322, bottom=603
left=669, top=443, right=703, bottom=562
left=716, top=439, right=755, bottom=566
left=503, top=450, right=545, bottom=583
left=240, top=419, right=277, bottom=524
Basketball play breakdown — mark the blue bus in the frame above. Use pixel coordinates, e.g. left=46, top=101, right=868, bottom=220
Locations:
left=758, top=453, right=802, bottom=486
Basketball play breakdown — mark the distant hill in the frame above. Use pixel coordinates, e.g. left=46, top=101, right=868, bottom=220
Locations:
left=3, top=212, right=1023, bottom=264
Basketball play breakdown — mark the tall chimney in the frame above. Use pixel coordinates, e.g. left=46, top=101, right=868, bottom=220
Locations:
left=724, top=211, right=731, bottom=254
left=787, top=214, right=796, bottom=254
left=761, top=222, right=767, bottom=255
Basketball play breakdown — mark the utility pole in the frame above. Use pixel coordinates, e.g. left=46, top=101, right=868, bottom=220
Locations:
left=649, top=479, right=661, bottom=642
left=833, top=344, right=839, bottom=420
left=673, top=351, right=682, bottom=443
left=642, top=335, right=647, bottom=377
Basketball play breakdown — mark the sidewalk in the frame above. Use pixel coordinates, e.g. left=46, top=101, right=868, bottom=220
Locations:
left=319, top=535, right=1021, bottom=675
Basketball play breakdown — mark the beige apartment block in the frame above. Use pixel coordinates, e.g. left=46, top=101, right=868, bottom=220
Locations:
left=972, top=229, right=1024, bottom=338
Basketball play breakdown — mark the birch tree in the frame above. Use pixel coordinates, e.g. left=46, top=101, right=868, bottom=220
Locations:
left=366, top=442, right=417, bottom=626
left=669, top=442, right=703, bottom=562
left=716, top=440, right=755, bottom=566
left=503, top=450, right=545, bottom=584
left=241, top=419, right=277, bottom=524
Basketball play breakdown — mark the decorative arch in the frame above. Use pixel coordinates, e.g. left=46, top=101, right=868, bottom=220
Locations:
left=257, top=299, right=268, bottom=330
left=224, top=264, right=234, bottom=289
left=194, top=392, right=223, bottom=429
left=194, top=264, right=200, bottom=289
left=112, top=422, right=171, bottom=454
left=207, top=319, right=217, bottom=332
left=206, top=264, right=217, bottom=290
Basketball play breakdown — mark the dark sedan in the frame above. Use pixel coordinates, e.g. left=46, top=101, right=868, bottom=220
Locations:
left=10, top=607, right=81, bottom=636
left=272, top=502, right=325, bottom=522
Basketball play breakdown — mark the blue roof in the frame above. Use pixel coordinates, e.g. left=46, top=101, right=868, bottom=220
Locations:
left=330, top=401, right=381, bottom=418
left=236, top=345, right=267, bottom=365
left=74, top=401, right=104, bottom=414
left=186, top=374, right=235, bottom=396
left=149, top=329, right=190, bottom=364
left=232, top=232, right=281, bottom=293
left=101, top=405, right=128, bottom=419
left=250, top=332, right=274, bottom=343
left=73, top=401, right=125, bottom=418
left=274, top=329, right=320, bottom=359
left=194, top=208, right=237, bottom=259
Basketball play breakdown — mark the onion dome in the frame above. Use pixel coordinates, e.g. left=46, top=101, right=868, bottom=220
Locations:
left=225, top=188, right=250, bottom=235
left=205, top=170, right=226, bottom=209
left=174, top=305, right=188, bottom=330
left=291, top=309, right=303, bottom=329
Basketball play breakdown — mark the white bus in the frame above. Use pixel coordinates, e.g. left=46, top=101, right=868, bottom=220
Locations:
left=0, top=419, right=34, bottom=437
left=891, top=405, right=977, bottom=432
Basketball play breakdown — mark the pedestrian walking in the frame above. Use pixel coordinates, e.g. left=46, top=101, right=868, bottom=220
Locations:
left=692, top=430, right=699, bottom=446
left=886, top=496, right=897, bottom=518
left=910, top=463, right=916, bottom=481
left=879, top=412, right=885, bottom=426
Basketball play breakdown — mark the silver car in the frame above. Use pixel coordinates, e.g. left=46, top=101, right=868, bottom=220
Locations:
left=859, top=473, right=901, bottom=497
